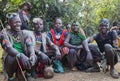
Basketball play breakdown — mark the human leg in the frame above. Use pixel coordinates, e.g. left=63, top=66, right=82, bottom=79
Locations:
left=5, top=55, right=17, bottom=81
left=68, top=49, right=77, bottom=70
left=104, top=44, right=119, bottom=78
left=85, top=44, right=101, bottom=72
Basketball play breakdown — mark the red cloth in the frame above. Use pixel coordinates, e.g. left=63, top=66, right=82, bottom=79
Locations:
left=18, top=59, right=44, bottom=78
left=61, top=47, right=69, bottom=57
left=51, top=29, right=67, bottom=46
left=36, top=60, right=44, bottom=78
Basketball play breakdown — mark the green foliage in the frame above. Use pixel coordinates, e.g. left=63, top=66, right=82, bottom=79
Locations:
left=0, top=0, right=120, bottom=36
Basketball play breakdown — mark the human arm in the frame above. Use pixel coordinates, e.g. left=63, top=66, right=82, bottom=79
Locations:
left=25, top=36, right=37, bottom=66
left=82, top=35, right=95, bottom=66
left=46, top=36, right=61, bottom=60
left=0, top=33, right=31, bottom=69
left=112, top=30, right=119, bottom=48
left=64, top=34, right=82, bottom=49
left=64, top=34, right=74, bottom=48
left=35, top=50, right=51, bottom=65
left=0, top=33, right=20, bottom=57
left=79, top=27, right=86, bottom=37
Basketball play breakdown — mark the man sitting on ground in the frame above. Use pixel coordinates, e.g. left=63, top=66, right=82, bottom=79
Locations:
left=85, top=18, right=120, bottom=78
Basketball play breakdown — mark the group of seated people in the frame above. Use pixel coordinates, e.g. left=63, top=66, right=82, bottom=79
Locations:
left=0, top=12, right=120, bottom=81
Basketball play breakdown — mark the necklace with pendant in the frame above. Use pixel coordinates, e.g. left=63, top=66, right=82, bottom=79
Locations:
left=11, top=32, right=21, bottom=43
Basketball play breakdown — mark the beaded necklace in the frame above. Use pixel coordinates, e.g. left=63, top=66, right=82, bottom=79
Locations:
left=10, top=31, right=21, bottom=43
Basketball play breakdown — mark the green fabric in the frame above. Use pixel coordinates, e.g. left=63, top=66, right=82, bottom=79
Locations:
left=70, top=32, right=86, bottom=46
left=13, top=39, right=23, bottom=53
left=53, top=60, right=64, bottom=73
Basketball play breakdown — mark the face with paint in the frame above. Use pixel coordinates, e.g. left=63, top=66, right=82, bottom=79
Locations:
left=33, top=18, right=44, bottom=32
left=66, top=24, right=71, bottom=32
left=72, top=21, right=79, bottom=32
left=99, top=19, right=110, bottom=34
left=54, top=18, right=62, bottom=31
left=9, top=15, right=22, bottom=32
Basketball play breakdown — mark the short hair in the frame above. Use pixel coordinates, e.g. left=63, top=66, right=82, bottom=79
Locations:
left=54, top=17, right=62, bottom=23
left=72, top=20, right=80, bottom=26
left=32, top=17, right=43, bottom=23
left=66, top=23, right=71, bottom=28
left=99, top=18, right=110, bottom=27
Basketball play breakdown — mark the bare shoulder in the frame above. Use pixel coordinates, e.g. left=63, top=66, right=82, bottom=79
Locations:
left=79, top=28, right=86, bottom=36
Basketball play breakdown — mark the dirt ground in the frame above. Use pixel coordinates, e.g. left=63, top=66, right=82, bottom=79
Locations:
left=0, top=63, right=120, bottom=81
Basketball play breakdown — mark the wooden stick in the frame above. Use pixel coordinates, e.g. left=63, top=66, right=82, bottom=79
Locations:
left=16, top=57, right=27, bottom=81
left=0, top=19, right=8, bottom=38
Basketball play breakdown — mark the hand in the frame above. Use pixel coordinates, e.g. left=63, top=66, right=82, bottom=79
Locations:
left=74, top=46, right=82, bottom=49
left=29, top=54, right=37, bottom=66
left=20, top=53, right=31, bottom=69
left=55, top=50, right=61, bottom=60
left=86, top=51, right=93, bottom=66
left=41, top=53, right=50, bottom=65
left=62, top=47, right=69, bottom=54
left=77, top=45, right=83, bottom=49
left=56, top=54, right=61, bottom=60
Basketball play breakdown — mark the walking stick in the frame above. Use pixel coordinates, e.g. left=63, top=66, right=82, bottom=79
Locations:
left=16, top=57, right=27, bottom=81
left=0, top=19, right=27, bottom=81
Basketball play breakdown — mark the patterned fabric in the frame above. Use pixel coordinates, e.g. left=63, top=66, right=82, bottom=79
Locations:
left=34, top=32, right=47, bottom=52
left=69, top=32, right=86, bottom=46
left=34, top=32, right=43, bottom=51
left=50, top=29, right=67, bottom=46
left=2, top=39, right=12, bottom=50
left=61, top=47, right=69, bottom=57
left=1, top=30, right=34, bottom=55
left=36, top=60, right=44, bottom=77
left=48, top=29, right=68, bottom=46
